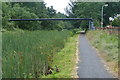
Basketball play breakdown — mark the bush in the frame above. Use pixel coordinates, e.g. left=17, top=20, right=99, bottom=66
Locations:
left=112, top=16, right=120, bottom=27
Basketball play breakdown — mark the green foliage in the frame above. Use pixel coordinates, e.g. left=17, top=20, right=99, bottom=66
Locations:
left=66, top=2, right=120, bottom=27
left=80, top=20, right=88, bottom=29
left=42, top=35, right=78, bottom=78
left=66, top=2, right=104, bottom=28
left=112, top=16, right=120, bottom=27
left=2, top=3, right=41, bottom=30
left=11, top=4, right=41, bottom=30
left=71, top=28, right=82, bottom=34
left=2, top=30, right=71, bottom=78
left=103, top=2, right=120, bottom=26
left=93, top=19, right=101, bottom=27
left=2, top=2, right=72, bottom=31
left=2, top=3, right=14, bottom=30
left=21, top=2, right=49, bottom=18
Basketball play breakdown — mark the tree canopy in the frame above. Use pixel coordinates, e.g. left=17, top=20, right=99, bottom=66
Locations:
left=2, top=2, right=120, bottom=31
left=2, top=2, right=73, bottom=30
left=65, top=2, right=120, bottom=28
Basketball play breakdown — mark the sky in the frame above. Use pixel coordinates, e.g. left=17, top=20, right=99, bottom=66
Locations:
left=44, top=0, right=70, bottom=14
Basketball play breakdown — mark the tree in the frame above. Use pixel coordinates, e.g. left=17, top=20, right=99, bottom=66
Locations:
left=65, top=2, right=104, bottom=29
left=112, top=16, right=120, bottom=27
left=11, top=3, right=41, bottom=30
left=20, top=2, right=49, bottom=18
left=2, top=2, right=15, bottom=30
left=103, top=2, right=120, bottom=26
left=2, top=2, right=73, bottom=31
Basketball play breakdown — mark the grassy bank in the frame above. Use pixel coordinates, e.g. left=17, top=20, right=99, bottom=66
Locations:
left=2, top=30, right=72, bottom=78
left=42, top=35, right=78, bottom=78
left=86, top=30, right=118, bottom=73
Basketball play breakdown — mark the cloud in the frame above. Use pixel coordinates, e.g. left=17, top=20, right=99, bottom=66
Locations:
left=44, top=0, right=70, bottom=14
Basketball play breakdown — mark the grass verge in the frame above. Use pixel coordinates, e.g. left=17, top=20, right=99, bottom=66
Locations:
left=42, top=34, right=79, bottom=78
left=86, top=30, right=118, bottom=77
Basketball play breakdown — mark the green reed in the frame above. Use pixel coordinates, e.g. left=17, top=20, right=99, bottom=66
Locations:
left=2, top=30, right=71, bottom=78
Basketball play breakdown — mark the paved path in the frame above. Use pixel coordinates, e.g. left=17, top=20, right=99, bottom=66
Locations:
left=77, top=34, right=113, bottom=78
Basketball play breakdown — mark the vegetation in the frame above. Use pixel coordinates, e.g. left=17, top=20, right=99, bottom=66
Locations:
left=65, top=2, right=120, bottom=28
left=2, top=30, right=72, bottom=78
left=87, top=30, right=118, bottom=72
left=112, top=16, right=120, bottom=27
left=42, top=35, right=78, bottom=78
left=103, top=2, right=120, bottom=26
left=1, top=1, right=120, bottom=78
left=2, top=2, right=73, bottom=30
left=1, top=2, right=76, bottom=78
left=2, top=2, right=120, bottom=30
left=66, top=2, right=103, bottom=28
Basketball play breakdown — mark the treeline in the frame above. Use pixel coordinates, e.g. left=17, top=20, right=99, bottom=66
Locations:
left=65, top=2, right=120, bottom=28
left=2, top=2, right=120, bottom=31
left=2, top=2, right=73, bottom=31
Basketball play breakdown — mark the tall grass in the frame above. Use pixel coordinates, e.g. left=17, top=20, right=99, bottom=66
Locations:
left=2, top=30, right=71, bottom=78
left=87, top=30, right=118, bottom=62
left=42, top=35, right=78, bottom=78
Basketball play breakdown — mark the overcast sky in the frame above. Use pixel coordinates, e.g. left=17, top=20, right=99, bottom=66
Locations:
left=44, top=0, right=70, bottom=14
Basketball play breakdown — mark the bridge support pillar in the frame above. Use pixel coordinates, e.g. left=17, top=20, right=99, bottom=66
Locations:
left=89, top=21, right=91, bottom=30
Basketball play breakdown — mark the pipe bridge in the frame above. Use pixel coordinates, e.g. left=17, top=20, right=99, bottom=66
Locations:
left=9, top=18, right=93, bottom=21
left=9, top=18, right=94, bottom=30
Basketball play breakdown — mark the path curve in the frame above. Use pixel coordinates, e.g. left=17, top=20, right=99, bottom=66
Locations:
left=77, top=34, right=113, bottom=78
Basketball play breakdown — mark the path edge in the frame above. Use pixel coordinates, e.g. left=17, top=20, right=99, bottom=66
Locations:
left=71, top=34, right=80, bottom=78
